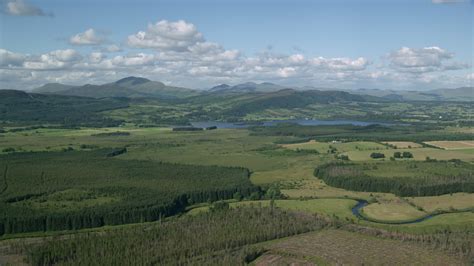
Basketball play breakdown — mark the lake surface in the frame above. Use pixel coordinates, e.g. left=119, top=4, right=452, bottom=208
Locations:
left=190, top=119, right=394, bottom=129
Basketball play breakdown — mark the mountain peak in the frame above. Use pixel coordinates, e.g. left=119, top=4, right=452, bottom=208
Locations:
left=209, top=84, right=231, bottom=91
left=115, top=76, right=151, bottom=86
left=235, top=82, right=257, bottom=87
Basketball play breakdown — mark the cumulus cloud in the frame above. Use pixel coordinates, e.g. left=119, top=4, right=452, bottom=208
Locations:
left=4, top=0, right=51, bottom=16
left=277, top=67, right=297, bottom=78
left=102, top=44, right=122, bottom=53
left=127, top=20, right=204, bottom=51
left=23, top=49, right=82, bottom=70
left=0, top=49, right=27, bottom=67
left=388, top=46, right=468, bottom=73
left=110, top=53, right=156, bottom=66
left=70, top=29, right=106, bottom=45
left=312, top=57, right=369, bottom=71
left=1, top=19, right=470, bottom=91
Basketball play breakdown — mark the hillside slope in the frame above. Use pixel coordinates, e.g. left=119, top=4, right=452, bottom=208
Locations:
left=33, top=77, right=199, bottom=99
left=0, top=90, right=128, bottom=126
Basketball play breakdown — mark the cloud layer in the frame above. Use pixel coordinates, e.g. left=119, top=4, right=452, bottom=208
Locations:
left=0, top=19, right=471, bottom=90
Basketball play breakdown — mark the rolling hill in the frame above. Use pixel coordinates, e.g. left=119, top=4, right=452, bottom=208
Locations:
left=352, top=87, right=474, bottom=102
left=0, top=90, right=128, bottom=126
left=221, top=88, right=386, bottom=116
left=209, top=82, right=286, bottom=93
left=33, top=77, right=199, bottom=99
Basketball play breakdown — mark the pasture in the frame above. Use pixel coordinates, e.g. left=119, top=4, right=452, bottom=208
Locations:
left=382, top=141, right=422, bottom=148
left=343, top=147, right=474, bottom=162
left=424, top=140, right=474, bottom=150
left=372, top=212, right=474, bottom=234
left=282, top=140, right=387, bottom=153
left=361, top=201, right=426, bottom=222
left=405, top=193, right=474, bottom=212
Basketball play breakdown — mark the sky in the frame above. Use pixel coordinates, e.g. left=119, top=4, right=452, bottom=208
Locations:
left=0, top=0, right=472, bottom=91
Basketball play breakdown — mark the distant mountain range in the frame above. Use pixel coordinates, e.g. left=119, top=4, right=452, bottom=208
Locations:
left=350, top=87, right=474, bottom=102
left=34, top=77, right=199, bottom=99
left=209, top=82, right=286, bottom=93
left=207, top=82, right=473, bottom=102
left=30, top=76, right=473, bottom=102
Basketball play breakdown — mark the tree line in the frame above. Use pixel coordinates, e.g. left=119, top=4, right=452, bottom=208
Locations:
left=314, top=162, right=474, bottom=197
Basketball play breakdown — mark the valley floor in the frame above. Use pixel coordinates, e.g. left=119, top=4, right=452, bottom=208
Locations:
left=0, top=125, right=472, bottom=264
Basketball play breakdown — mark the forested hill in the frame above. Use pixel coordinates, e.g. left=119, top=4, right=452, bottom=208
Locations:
left=33, top=76, right=199, bottom=99
left=221, top=89, right=386, bottom=116
left=0, top=90, right=128, bottom=127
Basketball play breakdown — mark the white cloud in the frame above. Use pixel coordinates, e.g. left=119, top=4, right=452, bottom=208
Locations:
left=311, top=57, right=369, bottom=71
left=70, top=29, right=106, bottom=45
left=4, top=0, right=51, bottom=16
left=277, top=67, right=297, bottom=78
left=23, top=49, right=82, bottom=70
left=390, top=46, right=450, bottom=67
left=288, top=54, right=305, bottom=64
left=102, top=44, right=122, bottom=53
left=0, top=49, right=27, bottom=67
left=110, top=53, right=156, bottom=66
left=0, top=69, right=32, bottom=82
left=127, top=20, right=204, bottom=51
left=388, top=46, right=468, bottom=73
left=1, top=21, right=470, bottom=91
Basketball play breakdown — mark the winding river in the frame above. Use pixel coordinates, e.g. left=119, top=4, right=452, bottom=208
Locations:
left=351, top=200, right=474, bottom=225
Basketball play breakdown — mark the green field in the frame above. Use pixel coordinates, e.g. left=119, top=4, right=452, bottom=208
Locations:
left=0, top=125, right=473, bottom=264
left=361, top=201, right=427, bottom=222
left=282, top=140, right=388, bottom=153
left=344, top=147, right=474, bottom=162
left=405, top=193, right=474, bottom=212
left=383, top=141, right=422, bottom=148
left=424, top=140, right=474, bottom=150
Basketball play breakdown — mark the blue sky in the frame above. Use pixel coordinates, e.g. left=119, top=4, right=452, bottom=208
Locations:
left=0, top=0, right=472, bottom=90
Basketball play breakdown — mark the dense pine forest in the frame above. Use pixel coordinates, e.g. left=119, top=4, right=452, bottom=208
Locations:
left=250, top=124, right=474, bottom=142
left=315, top=161, right=474, bottom=196
left=0, top=149, right=259, bottom=235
